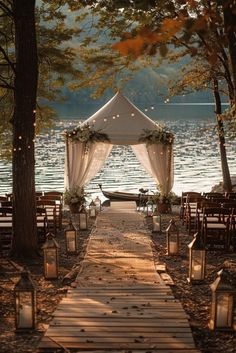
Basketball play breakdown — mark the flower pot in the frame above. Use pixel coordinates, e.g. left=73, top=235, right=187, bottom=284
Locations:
left=69, top=203, right=80, bottom=214
left=157, top=203, right=171, bottom=214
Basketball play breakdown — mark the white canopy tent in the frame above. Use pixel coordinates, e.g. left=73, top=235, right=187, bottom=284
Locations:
left=64, top=92, right=174, bottom=194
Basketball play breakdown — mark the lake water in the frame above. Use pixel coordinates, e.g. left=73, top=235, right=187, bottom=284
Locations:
left=0, top=103, right=235, bottom=198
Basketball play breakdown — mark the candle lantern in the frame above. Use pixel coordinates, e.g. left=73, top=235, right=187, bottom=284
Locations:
left=64, top=220, right=77, bottom=254
left=166, top=219, right=179, bottom=255
left=146, top=200, right=154, bottom=217
left=209, top=268, right=235, bottom=331
left=94, top=196, right=102, bottom=212
left=188, top=231, right=206, bottom=283
left=89, top=200, right=97, bottom=218
left=14, top=271, right=36, bottom=331
left=79, top=205, right=88, bottom=230
left=152, top=208, right=162, bottom=233
left=42, top=232, right=59, bottom=279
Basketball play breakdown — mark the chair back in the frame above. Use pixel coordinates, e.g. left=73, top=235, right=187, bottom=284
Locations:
left=0, top=207, right=13, bottom=216
left=204, top=192, right=224, bottom=199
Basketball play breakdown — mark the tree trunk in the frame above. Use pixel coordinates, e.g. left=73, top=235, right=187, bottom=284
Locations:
left=11, top=0, right=38, bottom=257
left=223, top=2, right=236, bottom=104
left=213, top=78, right=232, bottom=193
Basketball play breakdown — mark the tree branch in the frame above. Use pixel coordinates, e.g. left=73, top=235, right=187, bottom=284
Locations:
left=0, top=45, right=15, bottom=73
left=0, top=1, right=13, bottom=17
left=0, top=83, right=14, bottom=89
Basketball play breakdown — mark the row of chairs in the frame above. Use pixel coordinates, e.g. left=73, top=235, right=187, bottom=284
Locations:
left=0, top=191, right=63, bottom=252
left=180, top=192, right=236, bottom=251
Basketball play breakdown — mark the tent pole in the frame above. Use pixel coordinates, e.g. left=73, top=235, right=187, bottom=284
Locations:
left=66, top=135, right=70, bottom=188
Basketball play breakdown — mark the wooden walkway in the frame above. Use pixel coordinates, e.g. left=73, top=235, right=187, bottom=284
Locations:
left=38, top=202, right=200, bottom=352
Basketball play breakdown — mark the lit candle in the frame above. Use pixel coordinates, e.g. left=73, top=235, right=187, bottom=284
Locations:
left=169, top=241, right=177, bottom=254
left=192, top=264, right=202, bottom=280
left=46, top=262, right=57, bottom=278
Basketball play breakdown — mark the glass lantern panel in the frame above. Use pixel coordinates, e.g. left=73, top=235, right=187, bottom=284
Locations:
left=216, top=293, right=233, bottom=328
left=45, top=249, right=57, bottom=278
left=79, top=214, right=87, bottom=229
left=191, top=250, right=204, bottom=280
left=153, top=216, right=161, bottom=231
left=90, top=207, right=96, bottom=217
left=17, top=292, right=33, bottom=328
left=66, top=230, right=76, bottom=252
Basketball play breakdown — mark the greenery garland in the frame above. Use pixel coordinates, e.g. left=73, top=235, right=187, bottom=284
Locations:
left=139, top=127, right=174, bottom=145
left=65, top=123, right=110, bottom=143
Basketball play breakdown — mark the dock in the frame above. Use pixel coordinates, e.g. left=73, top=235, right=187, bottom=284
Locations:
left=38, top=202, right=200, bottom=352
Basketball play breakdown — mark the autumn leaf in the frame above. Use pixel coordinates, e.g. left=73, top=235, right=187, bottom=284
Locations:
left=112, top=36, right=145, bottom=58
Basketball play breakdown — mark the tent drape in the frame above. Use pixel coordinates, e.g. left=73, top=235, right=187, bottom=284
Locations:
left=64, top=92, right=174, bottom=193
left=132, top=143, right=174, bottom=194
left=64, top=140, right=113, bottom=189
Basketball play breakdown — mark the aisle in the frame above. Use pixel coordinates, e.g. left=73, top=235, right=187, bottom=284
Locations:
left=38, top=203, right=200, bottom=352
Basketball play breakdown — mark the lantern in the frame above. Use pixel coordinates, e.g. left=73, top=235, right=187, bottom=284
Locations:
left=64, top=220, right=77, bottom=254
left=188, top=231, right=206, bottom=283
left=166, top=219, right=179, bottom=255
left=94, top=196, right=102, bottom=212
left=14, top=271, right=36, bottom=331
left=79, top=205, right=88, bottom=230
left=209, top=268, right=235, bottom=331
left=152, top=209, right=162, bottom=233
left=146, top=200, right=154, bottom=217
left=89, top=200, right=97, bottom=218
left=42, top=232, right=59, bottom=279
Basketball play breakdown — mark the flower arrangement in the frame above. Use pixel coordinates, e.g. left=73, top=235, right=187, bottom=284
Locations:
left=151, top=191, right=173, bottom=205
left=64, top=186, right=86, bottom=207
left=65, top=123, right=110, bottom=144
left=139, top=127, right=173, bottom=145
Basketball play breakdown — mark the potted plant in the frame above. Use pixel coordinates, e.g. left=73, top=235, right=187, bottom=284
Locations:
left=151, top=188, right=177, bottom=214
left=64, top=186, right=86, bottom=214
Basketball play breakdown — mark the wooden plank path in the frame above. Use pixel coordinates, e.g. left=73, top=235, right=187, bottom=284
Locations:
left=38, top=202, right=200, bottom=352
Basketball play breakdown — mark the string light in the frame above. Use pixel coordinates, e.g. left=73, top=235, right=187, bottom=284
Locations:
left=33, top=123, right=36, bottom=126
left=18, top=147, right=21, bottom=151
left=104, top=118, right=107, bottom=122
left=112, top=116, right=116, bottom=120
left=13, top=148, right=16, bottom=152
left=18, top=136, right=22, bottom=140
left=131, top=113, right=135, bottom=117
left=28, top=145, right=31, bottom=149
left=33, top=109, right=36, bottom=113
left=116, top=114, right=120, bottom=117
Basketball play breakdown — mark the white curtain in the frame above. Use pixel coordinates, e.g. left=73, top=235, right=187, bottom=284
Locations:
left=65, top=140, right=113, bottom=189
left=132, top=143, right=174, bottom=194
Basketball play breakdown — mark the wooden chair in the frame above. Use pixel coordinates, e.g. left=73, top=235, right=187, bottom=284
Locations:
left=229, top=208, right=236, bottom=251
left=180, top=192, right=202, bottom=224
left=196, top=200, right=219, bottom=231
left=0, top=207, right=13, bottom=253
left=37, top=201, right=57, bottom=235
left=40, top=195, right=62, bottom=230
left=203, top=192, right=224, bottom=199
left=202, top=207, right=230, bottom=250
left=0, top=201, right=13, bottom=208
left=36, top=207, right=48, bottom=242
left=185, top=196, right=203, bottom=234
left=225, top=192, right=236, bottom=200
